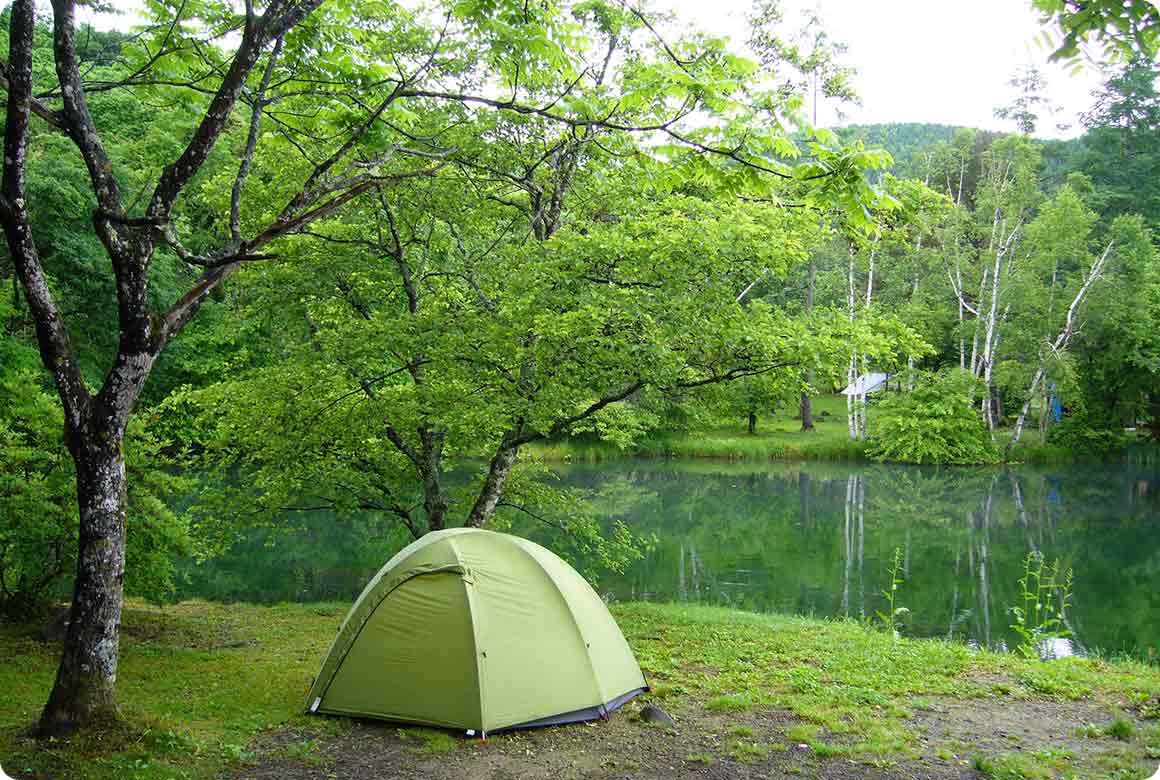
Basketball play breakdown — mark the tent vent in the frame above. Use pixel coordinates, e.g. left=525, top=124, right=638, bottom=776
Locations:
left=310, top=697, right=321, bottom=713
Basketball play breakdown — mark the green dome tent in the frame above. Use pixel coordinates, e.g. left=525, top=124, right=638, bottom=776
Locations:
left=305, top=528, right=647, bottom=735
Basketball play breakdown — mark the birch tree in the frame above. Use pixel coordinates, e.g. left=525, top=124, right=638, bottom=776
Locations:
left=1009, top=241, right=1114, bottom=449
left=941, top=136, right=1041, bottom=430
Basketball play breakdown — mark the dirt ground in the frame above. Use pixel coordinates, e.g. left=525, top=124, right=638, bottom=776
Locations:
left=234, top=692, right=1133, bottom=780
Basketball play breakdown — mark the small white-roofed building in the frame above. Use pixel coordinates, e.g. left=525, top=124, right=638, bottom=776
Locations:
left=841, top=372, right=889, bottom=396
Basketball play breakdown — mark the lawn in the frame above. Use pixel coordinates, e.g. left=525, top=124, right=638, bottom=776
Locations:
left=3, top=601, right=1159, bottom=779
left=533, top=395, right=869, bottom=462
left=531, top=394, right=1157, bottom=465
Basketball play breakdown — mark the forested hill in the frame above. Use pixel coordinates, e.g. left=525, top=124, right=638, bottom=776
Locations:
left=837, top=122, right=1084, bottom=186
left=838, top=123, right=965, bottom=177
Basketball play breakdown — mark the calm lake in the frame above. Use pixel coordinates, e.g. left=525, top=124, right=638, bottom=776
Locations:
left=178, top=460, right=1159, bottom=658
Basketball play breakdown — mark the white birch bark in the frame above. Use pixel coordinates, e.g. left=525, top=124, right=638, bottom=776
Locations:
left=847, top=246, right=858, bottom=439
left=1009, top=241, right=1114, bottom=448
left=945, top=261, right=978, bottom=371
left=860, top=239, right=878, bottom=438
left=980, top=219, right=1021, bottom=430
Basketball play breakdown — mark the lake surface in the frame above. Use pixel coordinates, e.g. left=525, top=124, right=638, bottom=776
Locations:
left=178, top=460, right=1159, bottom=658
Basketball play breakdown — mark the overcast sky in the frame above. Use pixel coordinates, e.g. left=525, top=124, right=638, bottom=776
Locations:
left=82, top=0, right=1108, bottom=139
left=665, top=0, right=1107, bottom=138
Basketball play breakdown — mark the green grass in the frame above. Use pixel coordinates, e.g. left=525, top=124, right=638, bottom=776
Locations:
left=705, top=692, right=756, bottom=711
left=786, top=723, right=821, bottom=743
left=726, top=739, right=770, bottom=763
left=4, top=600, right=1160, bottom=779
left=1106, top=715, right=1137, bottom=741
left=533, top=395, right=869, bottom=462
left=530, top=393, right=1159, bottom=465
left=396, top=727, right=458, bottom=753
left=971, top=751, right=1082, bottom=780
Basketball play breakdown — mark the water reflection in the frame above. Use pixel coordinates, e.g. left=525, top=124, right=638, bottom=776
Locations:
left=178, top=460, right=1159, bottom=658
left=543, top=461, right=1158, bottom=658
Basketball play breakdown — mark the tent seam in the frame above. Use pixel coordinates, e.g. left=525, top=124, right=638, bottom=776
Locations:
left=305, top=530, right=457, bottom=707
left=447, top=536, right=487, bottom=733
left=516, top=539, right=608, bottom=712
left=311, top=563, right=467, bottom=706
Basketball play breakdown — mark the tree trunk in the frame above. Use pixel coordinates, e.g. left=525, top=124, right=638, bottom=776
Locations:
left=466, top=443, right=519, bottom=527
left=801, top=258, right=815, bottom=431
left=417, top=427, right=448, bottom=531
left=958, top=296, right=965, bottom=370
left=1008, top=242, right=1113, bottom=451
left=860, top=392, right=868, bottom=439
left=1013, top=364, right=1048, bottom=449
left=859, top=242, right=876, bottom=441
left=747, top=410, right=757, bottom=435
left=38, top=432, right=127, bottom=736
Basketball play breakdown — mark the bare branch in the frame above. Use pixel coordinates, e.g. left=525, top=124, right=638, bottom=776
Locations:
left=231, top=35, right=284, bottom=242
left=625, top=4, right=697, bottom=75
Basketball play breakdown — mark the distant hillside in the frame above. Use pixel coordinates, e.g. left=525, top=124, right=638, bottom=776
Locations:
left=836, top=123, right=969, bottom=179
left=836, top=122, right=1084, bottom=191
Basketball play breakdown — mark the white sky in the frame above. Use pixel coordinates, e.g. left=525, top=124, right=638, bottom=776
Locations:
left=84, top=0, right=1107, bottom=139
left=666, top=0, right=1107, bottom=138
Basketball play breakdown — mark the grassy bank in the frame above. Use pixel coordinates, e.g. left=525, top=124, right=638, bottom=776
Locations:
left=3, top=601, right=1158, bottom=779
left=530, top=394, right=1158, bottom=465
left=534, top=395, right=868, bottom=462
left=532, top=425, right=869, bottom=462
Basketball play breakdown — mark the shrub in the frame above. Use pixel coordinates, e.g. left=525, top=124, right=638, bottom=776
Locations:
left=1046, top=417, right=1130, bottom=456
left=867, top=370, right=998, bottom=465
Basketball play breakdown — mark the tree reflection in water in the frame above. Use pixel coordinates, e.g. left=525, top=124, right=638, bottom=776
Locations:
left=179, top=460, right=1158, bottom=658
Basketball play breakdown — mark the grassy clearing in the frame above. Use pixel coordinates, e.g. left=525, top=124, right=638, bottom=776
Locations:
left=533, top=395, right=867, bottom=462
left=531, top=393, right=1159, bottom=465
left=2, top=601, right=1159, bottom=779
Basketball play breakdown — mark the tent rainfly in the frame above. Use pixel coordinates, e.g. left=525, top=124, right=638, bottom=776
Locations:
left=305, top=528, right=647, bottom=735
left=841, top=372, right=889, bottom=396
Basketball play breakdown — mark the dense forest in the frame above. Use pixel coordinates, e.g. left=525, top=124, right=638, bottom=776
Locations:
left=1, top=0, right=1158, bottom=740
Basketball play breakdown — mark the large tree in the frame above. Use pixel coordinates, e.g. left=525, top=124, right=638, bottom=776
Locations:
left=2, top=0, right=888, bottom=734
left=181, top=179, right=832, bottom=542
left=2, top=0, right=343, bottom=734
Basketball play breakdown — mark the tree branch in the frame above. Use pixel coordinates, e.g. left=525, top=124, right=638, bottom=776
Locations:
left=148, top=0, right=324, bottom=220
left=506, top=379, right=646, bottom=447
left=50, top=0, right=124, bottom=214
left=1, top=0, right=89, bottom=430
left=231, top=35, right=284, bottom=242
left=400, top=88, right=797, bottom=179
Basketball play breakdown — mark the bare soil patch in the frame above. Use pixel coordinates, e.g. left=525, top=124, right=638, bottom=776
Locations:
left=913, top=696, right=1109, bottom=754
left=236, top=705, right=975, bottom=780
left=235, top=687, right=1148, bottom=780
